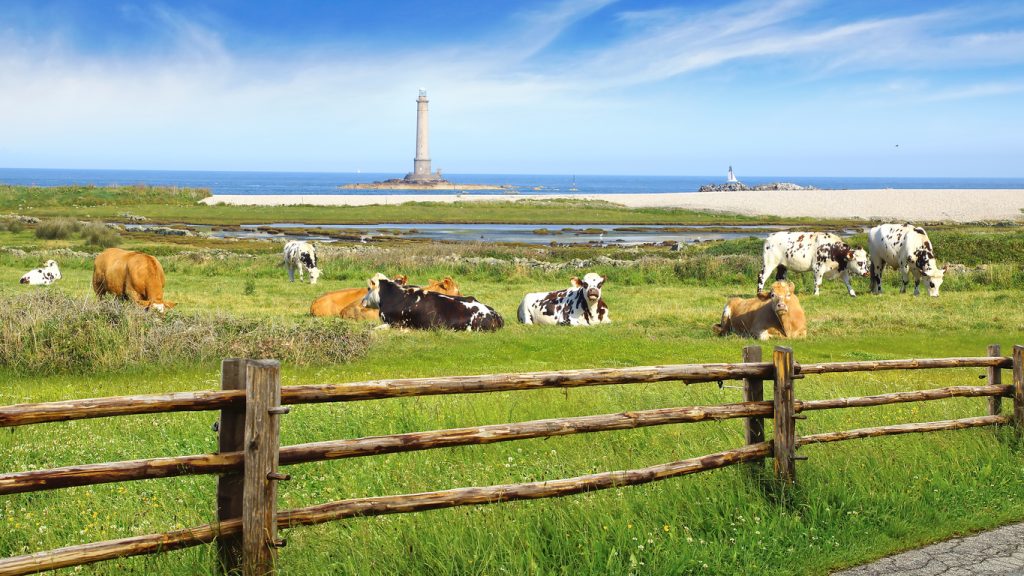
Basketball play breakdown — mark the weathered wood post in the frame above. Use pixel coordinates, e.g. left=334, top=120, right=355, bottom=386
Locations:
left=217, top=358, right=249, bottom=573
left=772, top=346, right=796, bottom=484
left=242, top=360, right=284, bottom=576
left=1013, top=345, right=1024, bottom=430
left=988, top=344, right=1002, bottom=416
left=742, top=346, right=765, bottom=472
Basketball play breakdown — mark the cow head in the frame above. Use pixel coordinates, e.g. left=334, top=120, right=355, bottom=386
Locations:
left=393, top=275, right=409, bottom=286
left=43, top=260, right=58, bottom=269
left=573, top=272, right=606, bottom=304
left=767, top=281, right=796, bottom=316
left=427, top=276, right=461, bottom=296
left=308, top=267, right=321, bottom=284
left=924, top=264, right=946, bottom=297
left=147, top=300, right=176, bottom=313
left=849, top=247, right=870, bottom=277
left=362, top=273, right=389, bottom=309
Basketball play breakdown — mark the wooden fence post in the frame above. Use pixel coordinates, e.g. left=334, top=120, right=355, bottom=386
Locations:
left=243, top=360, right=283, bottom=576
left=217, top=358, right=248, bottom=573
left=1013, top=345, right=1024, bottom=430
left=772, top=346, right=796, bottom=484
left=742, top=346, right=765, bottom=472
left=988, top=344, right=1002, bottom=416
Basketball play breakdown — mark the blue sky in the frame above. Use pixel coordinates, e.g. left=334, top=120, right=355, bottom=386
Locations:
left=1, top=0, right=1022, bottom=176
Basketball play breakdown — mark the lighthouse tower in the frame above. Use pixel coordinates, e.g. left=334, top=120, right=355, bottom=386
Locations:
left=404, top=89, right=443, bottom=183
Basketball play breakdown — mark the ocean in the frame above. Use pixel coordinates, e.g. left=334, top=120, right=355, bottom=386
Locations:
left=1, top=168, right=1022, bottom=196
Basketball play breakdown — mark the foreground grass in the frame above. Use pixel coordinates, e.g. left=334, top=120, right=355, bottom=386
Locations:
left=1, top=229, right=1024, bottom=575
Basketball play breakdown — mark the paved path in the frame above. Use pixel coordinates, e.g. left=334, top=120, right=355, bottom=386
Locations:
left=833, top=522, right=1024, bottom=576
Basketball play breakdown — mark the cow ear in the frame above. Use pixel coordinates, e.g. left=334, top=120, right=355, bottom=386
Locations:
left=570, top=277, right=582, bottom=288
left=442, top=278, right=454, bottom=289
left=757, top=291, right=772, bottom=301
left=367, top=277, right=378, bottom=289
left=165, top=301, right=177, bottom=310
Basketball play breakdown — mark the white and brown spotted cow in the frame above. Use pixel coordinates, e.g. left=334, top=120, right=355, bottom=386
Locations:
left=517, top=272, right=610, bottom=326
left=868, top=223, right=946, bottom=297
left=757, top=232, right=869, bottom=297
left=283, top=240, right=320, bottom=284
left=20, top=260, right=61, bottom=285
left=362, top=273, right=503, bottom=331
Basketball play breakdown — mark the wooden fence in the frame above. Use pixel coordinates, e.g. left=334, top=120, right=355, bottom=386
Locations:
left=0, top=344, right=1021, bottom=575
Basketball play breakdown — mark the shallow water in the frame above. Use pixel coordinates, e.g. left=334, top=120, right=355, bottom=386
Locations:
left=215, top=222, right=801, bottom=245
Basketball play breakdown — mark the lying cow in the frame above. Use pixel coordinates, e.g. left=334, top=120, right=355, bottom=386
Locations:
left=713, top=281, right=806, bottom=340
left=283, top=240, right=320, bottom=284
left=92, top=248, right=175, bottom=312
left=362, top=273, right=503, bottom=331
left=20, top=260, right=62, bottom=286
left=868, top=223, right=946, bottom=297
left=310, top=276, right=461, bottom=320
left=757, top=232, right=869, bottom=297
left=517, top=272, right=610, bottom=326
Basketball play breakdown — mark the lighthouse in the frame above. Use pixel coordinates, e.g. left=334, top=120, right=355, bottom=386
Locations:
left=404, top=89, right=443, bottom=183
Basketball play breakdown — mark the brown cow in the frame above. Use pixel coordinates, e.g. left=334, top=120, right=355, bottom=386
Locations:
left=310, top=276, right=461, bottom=320
left=712, top=281, right=806, bottom=340
left=92, top=248, right=176, bottom=312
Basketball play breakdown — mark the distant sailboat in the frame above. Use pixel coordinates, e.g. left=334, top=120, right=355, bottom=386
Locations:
left=569, top=175, right=579, bottom=192
left=727, top=166, right=738, bottom=183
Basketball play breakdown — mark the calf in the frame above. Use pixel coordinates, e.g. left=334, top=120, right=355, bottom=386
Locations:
left=713, top=281, right=806, bottom=340
left=517, top=272, right=610, bottom=326
left=283, top=240, right=320, bottom=284
left=758, top=232, right=869, bottom=297
left=868, top=223, right=947, bottom=297
left=92, top=248, right=175, bottom=312
left=362, top=274, right=503, bottom=331
left=20, top=260, right=62, bottom=285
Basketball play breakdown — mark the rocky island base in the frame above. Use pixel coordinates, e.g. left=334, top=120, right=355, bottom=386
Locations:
left=341, top=178, right=512, bottom=191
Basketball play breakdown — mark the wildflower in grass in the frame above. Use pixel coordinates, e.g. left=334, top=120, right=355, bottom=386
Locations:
left=663, top=524, right=670, bottom=532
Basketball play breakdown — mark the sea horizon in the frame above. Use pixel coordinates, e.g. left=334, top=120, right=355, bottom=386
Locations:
left=1, top=167, right=1023, bottom=197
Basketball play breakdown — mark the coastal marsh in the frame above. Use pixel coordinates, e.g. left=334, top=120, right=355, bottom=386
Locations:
left=2, top=188, right=1024, bottom=575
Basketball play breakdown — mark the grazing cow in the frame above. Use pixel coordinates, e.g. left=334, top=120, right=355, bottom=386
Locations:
left=20, top=260, right=61, bottom=285
left=517, top=272, right=610, bottom=326
left=310, top=276, right=462, bottom=320
left=362, top=274, right=503, bottom=331
left=283, top=240, right=320, bottom=284
left=713, top=281, right=807, bottom=340
left=758, top=231, right=869, bottom=297
left=868, top=223, right=946, bottom=297
left=92, top=248, right=175, bottom=312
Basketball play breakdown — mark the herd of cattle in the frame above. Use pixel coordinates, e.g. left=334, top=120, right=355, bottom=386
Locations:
left=16, top=222, right=946, bottom=340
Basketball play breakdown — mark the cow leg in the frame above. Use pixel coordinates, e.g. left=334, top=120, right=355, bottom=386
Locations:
left=870, top=261, right=885, bottom=294
left=775, top=265, right=788, bottom=281
left=899, top=265, right=909, bottom=293
left=757, top=263, right=775, bottom=294
left=841, top=271, right=856, bottom=297
left=287, top=265, right=296, bottom=282
left=912, top=269, right=922, bottom=296
left=812, top=268, right=824, bottom=296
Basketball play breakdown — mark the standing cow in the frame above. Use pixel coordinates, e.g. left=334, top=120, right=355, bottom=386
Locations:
left=757, top=232, right=869, bottom=297
left=517, top=272, right=610, bottom=326
left=868, top=223, right=946, bottom=297
left=362, top=273, right=503, bottom=332
left=20, top=260, right=62, bottom=285
left=283, top=240, right=320, bottom=284
left=92, top=248, right=175, bottom=312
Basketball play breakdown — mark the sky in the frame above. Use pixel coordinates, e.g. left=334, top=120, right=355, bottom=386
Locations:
left=1, top=0, right=1022, bottom=177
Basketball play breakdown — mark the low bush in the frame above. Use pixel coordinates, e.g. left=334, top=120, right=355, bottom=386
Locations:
left=79, top=222, right=122, bottom=248
left=0, top=291, right=370, bottom=374
left=34, top=217, right=81, bottom=240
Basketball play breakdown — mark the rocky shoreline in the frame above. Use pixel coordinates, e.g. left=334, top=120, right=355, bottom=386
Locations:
left=698, top=182, right=817, bottom=192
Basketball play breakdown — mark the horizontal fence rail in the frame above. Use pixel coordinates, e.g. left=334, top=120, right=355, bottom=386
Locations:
left=1, top=357, right=1011, bottom=428
left=1, top=346, right=1020, bottom=576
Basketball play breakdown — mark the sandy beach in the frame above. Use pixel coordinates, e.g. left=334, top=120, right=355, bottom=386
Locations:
left=201, top=189, right=1024, bottom=223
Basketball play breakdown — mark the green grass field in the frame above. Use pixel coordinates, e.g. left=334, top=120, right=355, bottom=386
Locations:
left=2, top=189, right=1024, bottom=575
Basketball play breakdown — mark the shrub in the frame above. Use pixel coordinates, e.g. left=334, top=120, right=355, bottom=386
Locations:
left=35, top=217, right=81, bottom=240
left=80, top=222, right=122, bottom=248
left=0, top=291, right=370, bottom=374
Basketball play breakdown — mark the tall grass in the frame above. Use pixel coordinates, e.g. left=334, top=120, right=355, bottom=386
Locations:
left=0, top=291, right=369, bottom=374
